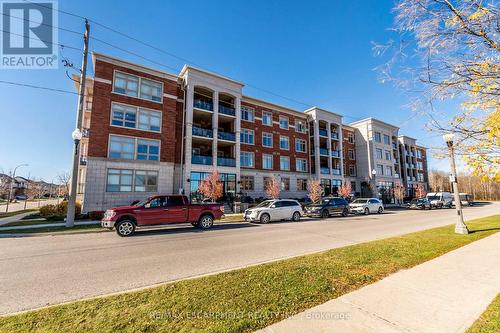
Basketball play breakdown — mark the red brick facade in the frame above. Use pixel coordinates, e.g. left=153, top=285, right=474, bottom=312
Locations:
left=342, top=127, right=357, bottom=177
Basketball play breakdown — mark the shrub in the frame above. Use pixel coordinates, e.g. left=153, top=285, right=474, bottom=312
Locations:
left=89, top=211, right=104, bottom=220
left=39, top=201, right=81, bottom=219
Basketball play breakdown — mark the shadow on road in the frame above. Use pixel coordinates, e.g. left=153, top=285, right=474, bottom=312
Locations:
left=132, top=222, right=258, bottom=237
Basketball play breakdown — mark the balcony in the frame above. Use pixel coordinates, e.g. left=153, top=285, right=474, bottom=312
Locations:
left=79, top=156, right=87, bottom=166
left=193, top=99, right=213, bottom=111
left=319, top=128, right=328, bottom=137
left=217, top=131, right=236, bottom=142
left=320, top=167, right=330, bottom=174
left=82, top=128, right=90, bottom=138
left=332, top=168, right=341, bottom=175
left=219, top=104, right=235, bottom=117
left=331, top=150, right=341, bottom=158
left=331, top=132, right=339, bottom=140
left=319, top=148, right=329, bottom=156
left=192, top=126, right=213, bottom=138
left=394, top=173, right=400, bottom=178
left=217, top=157, right=236, bottom=167
left=192, top=154, right=213, bottom=165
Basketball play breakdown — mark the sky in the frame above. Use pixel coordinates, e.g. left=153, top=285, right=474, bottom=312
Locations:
left=0, top=0, right=453, bottom=181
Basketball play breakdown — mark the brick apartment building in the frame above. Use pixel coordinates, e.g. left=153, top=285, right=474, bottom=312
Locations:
left=76, top=53, right=429, bottom=213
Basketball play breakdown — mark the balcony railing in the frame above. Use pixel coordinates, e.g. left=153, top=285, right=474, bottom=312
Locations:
left=319, top=128, right=328, bottom=137
left=320, top=167, right=330, bottom=174
left=217, top=157, right=236, bottom=167
left=319, top=148, right=329, bottom=156
left=192, top=154, right=213, bottom=165
left=193, top=99, right=213, bottom=111
left=79, top=156, right=87, bottom=166
left=218, top=104, right=235, bottom=116
left=332, top=168, right=341, bottom=175
left=192, top=126, right=213, bottom=138
left=331, top=132, right=339, bottom=140
left=218, top=131, right=236, bottom=141
left=331, top=150, right=341, bottom=157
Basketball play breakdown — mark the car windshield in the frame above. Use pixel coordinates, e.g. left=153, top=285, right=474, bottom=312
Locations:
left=255, top=200, right=273, bottom=208
left=427, top=196, right=439, bottom=200
left=135, top=198, right=150, bottom=207
left=321, top=198, right=333, bottom=205
left=352, top=199, right=368, bottom=204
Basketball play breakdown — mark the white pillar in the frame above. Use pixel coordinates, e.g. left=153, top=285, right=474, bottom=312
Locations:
left=184, top=84, right=194, bottom=196
left=235, top=96, right=241, bottom=194
left=326, top=121, right=332, bottom=174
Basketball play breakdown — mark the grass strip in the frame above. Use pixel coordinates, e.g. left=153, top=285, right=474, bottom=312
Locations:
left=467, top=293, right=500, bottom=333
left=0, top=209, right=37, bottom=219
left=0, top=223, right=102, bottom=234
left=0, top=215, right=498, bottom=333
left=1, top=219, right=52, bottom=227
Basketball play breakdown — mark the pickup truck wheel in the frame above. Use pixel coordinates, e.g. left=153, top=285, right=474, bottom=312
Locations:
left=260, top=213, right=270, bottom=224
left=198, top=215, right=214, bottom=229
left=116, top=220, right=135, bottom=237
left=292, top=211, right=301, bottom=221
left=321, top=209, right=329, bottom=219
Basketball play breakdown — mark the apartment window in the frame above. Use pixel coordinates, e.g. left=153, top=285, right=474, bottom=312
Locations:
left=106, top=169, right=133, bottom=192
left=138, top=109, right=161, bottom=132
left=383, top=134, right=390, bottom=145
left=241, top=106, right=255, bottom=122
left=262, top=154, right=273, bottom=169
left=262, top=132, right=273, bottom=148
left=240, top=176, right=254, bottom=191
left=296, top=158, right=307, bottom=172
left=374, top=131, right=381, bottom=143
left=240, top=152, right=254, bottom=167
left=109, top=135, right=135, bottom=160
left=111, top=103, right=136, bottom=128
left=348, top=149, right=355, bottom=160
left=376, top=148, right=383, bottom=159
left=295, top=139, right=306, bottom=152
left=385, top=150, right=391, bottom=161
left=113, top=72, right=139, bottom=97
left=350, top=181, right=356, bottom=191
left=241, top=129, right=254, bottom=144
left=281, top=177, right=290, bottom=191
left=297, top=179, right=308, bottom=191
left=385, top=166, right=392, bottom=176
left=279, top=116, right=289, bottom=129
left=280, top=156, right=290, bottom=170
left=347, top=132, right=354, bottom=143
left=134, top=170, right=158, bottom=192
left=262, top=111, right=272, bottom=126
left=280, top=136, right=289, bottom=150
left=137, top=139, right=159, bottom=161
left=417, top=150, right=422, bottom=158
left=295, top=120, right=306, bottom=133
left=377, top=164, right=384, bottom=176
left=139, top=78, right=162, bottom=102
left=349, top=165, right=356, bottom=176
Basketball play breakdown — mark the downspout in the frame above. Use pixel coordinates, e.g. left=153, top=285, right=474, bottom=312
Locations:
left=179, top=80, right=186, bottom=194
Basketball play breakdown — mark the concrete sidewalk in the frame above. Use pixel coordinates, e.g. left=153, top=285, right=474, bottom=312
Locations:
left=259, top=232, right=500, bottom=333
left=0, top=220, right=99, bottom=231
left=0, top=211, right=37, bottom=226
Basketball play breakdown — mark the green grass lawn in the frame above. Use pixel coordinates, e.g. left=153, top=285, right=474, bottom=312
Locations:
left=0, top=209, right=38, bottom=219
left=467, top=293, right=500, bottom=333
left=0, top=223, right=103, bottom=234
left=0, top=215, right=498, bottom=333
left=1, top=219, right=56, bottom=227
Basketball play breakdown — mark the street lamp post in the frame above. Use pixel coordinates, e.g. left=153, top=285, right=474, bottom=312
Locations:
left=371, top=168, right=377, bottom=198
left=66, top=129, right=83, bottom=227
left=443, top=133, right=468, bottom=234
left=5, top=164, right=28, bottom=213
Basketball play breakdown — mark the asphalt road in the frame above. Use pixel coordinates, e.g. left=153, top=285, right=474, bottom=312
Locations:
left=0, top=202, right=498, bottom=315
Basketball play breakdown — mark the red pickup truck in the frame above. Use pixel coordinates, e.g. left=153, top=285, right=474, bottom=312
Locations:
left=101, top=195, right=225, bottom=236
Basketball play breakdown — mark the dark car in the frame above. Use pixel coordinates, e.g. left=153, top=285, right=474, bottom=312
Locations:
left=304, top=197, right=350, bottom=218
left=408, top=198, right=432, bottom=210
left=15, top=194, right=28, bottom=200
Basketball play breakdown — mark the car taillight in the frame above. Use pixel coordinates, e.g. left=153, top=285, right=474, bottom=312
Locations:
left=220, top=205, right=224, bottom=213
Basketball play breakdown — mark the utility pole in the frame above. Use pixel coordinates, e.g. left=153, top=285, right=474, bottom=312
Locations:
left=66, top=19, right=90, bottom=228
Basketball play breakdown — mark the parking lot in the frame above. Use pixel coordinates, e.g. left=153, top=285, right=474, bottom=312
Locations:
left=0, top=202, right=498, bottom=315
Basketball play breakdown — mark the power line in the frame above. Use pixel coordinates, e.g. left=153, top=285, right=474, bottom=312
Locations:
left=0, top=11, right=84, bottom=36
left=0, top=80, right=80, bottom=95
left=0, top=29, right=82, bottom=51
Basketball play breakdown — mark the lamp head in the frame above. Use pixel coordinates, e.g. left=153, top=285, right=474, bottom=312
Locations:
left=442, top=133, right=455, bottom=144
left=72, top=128, right=83, bottom=141
left=371, top=169, right=377, bottom=175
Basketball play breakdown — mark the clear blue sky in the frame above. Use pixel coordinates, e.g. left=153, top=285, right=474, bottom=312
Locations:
left=0, top=0, right=451, bottom=181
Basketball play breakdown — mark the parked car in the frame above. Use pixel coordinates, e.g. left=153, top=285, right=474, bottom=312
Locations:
left=101, top=195, right=225, bottom=237
left=349, top=198, right=384, bottom=215
left=426, top=192, right=453, bottom=208
left=408, top=198, right=432, bottom=210
left=304, top=197, right=350, bottom=218
left=15, top=194, right=28, bottom=200
left=452, top=193, right=474, bottom=207
left=243, top=199, right=302, bottom=223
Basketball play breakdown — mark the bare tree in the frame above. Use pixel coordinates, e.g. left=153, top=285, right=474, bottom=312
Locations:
left=57, top=172, right=71, bottom=197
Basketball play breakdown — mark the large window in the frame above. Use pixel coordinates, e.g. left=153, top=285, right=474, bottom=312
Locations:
left=240, top=176, right=254, bottom=191
left=240, top=152, right=254, bottom=167
left=262, top=132, right=273, bottom=147
left=113, top=71, right=163, bottom=102
left=347, top=132, right=354, bottom=143
left=297, top=178, right=307, bottom=191
left=374, top=131, right=381, bottom=143
left=134, top=170, right=158, bottom=192
left=109, top=135, right=135, bottom=160
left=385, top=150, right=391, bottom=161
left=241, top=106, right=254, bottom=122
left=295, top=120, right=306, bottom=133
left=296, top=158, right=307, bottom=172
left=279, top=116, right=289, bottom=129
left=385, top=166, right=392, bottom=176
left=280, top=136, right=289, bottom=150
left=262, top=111, right=272, bottom=126
left=281, top=177, right=290, bottom=191
left=280, top=156, right=290, bottom=171
left=383, top=134, right=390, bottom=145
left=263, top=154, right=273, bottom=169
left=241, top=129, right=254, bottom=144
left=295, top=139, right=306, bottom=153
left=106, top=169, right=133, bottom=192
left=137, top=139, right=159, bottom=161
left=348, top=149, right=355, bottom=160
left=111, top=103, right=161, bottom=132
left=349, top=164, right=356, bottom=176
left=377, top=164, right=384, bottom=176
left=376, top=148, right=383, bottom=159
left=138, top=109, right=161, bottom=132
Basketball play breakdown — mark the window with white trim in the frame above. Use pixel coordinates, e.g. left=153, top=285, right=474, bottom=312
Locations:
left=385, top=166, right=392, bottom=176
left=374, top=131, right=381, bottom=143
left=383, top=134, right=390, bottom=145
left=377, top=164, right=384, bottom=175
left=113, top=72, right=139, bottom=97
left=281, top=177, right=290, bottom=191
left=347, top=132, right=354, bottom=143
left=280, top=156, right=290, bottom=170
left=262, top=132, right=273, bottom=147
left=240, top=176, right=254, bottom=191
left=296, top=158, right=307, bottom=172
left=111, top=103, right=137, bottom=128
left=262, top=111, right=272, bottom=126
left=349, top=165, right=356, bottom=176
left=348, top=149, right=355, bottom=160
left=134, top=170, right=158, bottom=192
left=241, top=106, right=255, bottom=122
left=240, top=129, right=254, bottom=144
left=280, top=136, right=289, bottom=150
left=106, top=169, right=133, bottom=192
left=295, top=120, right=306, bottom=133
left=279, top=116, right=289, bottom=129
left=138, top=109, right=161, bottom=132
left=297, top=178, right=307, bottom=191
left=262, top=154, right=273, bottom=169
left=295, top=139, right=306, bottom=152
left=385, top=150, right=391, bottom=161
left=109, top=135, right=135, bottom=160
left=376, top=148, right=383, bottom=159
left=140, top=78, right=162, bottom=102
left=137, top=139, right=159, bottom=161
left=240, top=152, right=254, bottom=167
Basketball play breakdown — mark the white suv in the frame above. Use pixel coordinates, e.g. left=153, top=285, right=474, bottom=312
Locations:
left=349, top=198, right=384, bottom=215
left=244, top=199, right=303, bottom=223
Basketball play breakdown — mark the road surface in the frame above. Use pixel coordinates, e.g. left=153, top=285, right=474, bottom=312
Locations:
left=0, top=202, right=498, bottom=315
